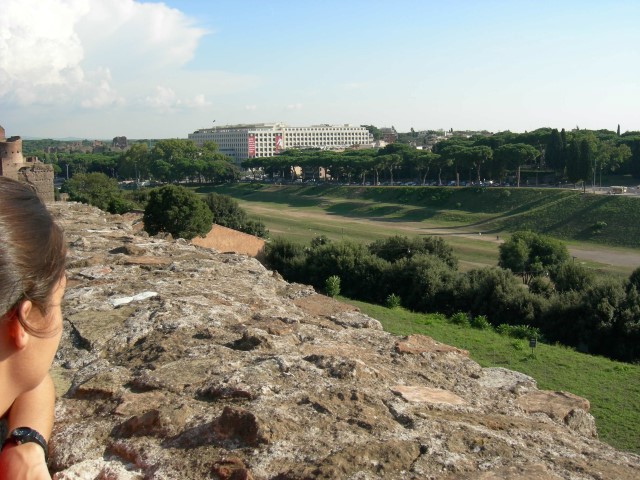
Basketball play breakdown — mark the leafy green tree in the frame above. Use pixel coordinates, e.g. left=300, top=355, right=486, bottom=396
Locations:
left=305, top=241, right=389, bottom=302
left=551, top=261, right=595, bottom=292
left=383, top=254, right=458, bottom=312
left=203, top=192, right=268, bottom=238
left=453, top=267, right=545, bottom=327
left=494, top=143, right=539, bottom=187
left=118, top=143, right=150, bottom=180
left=498, top=231, right=569, bottom=283
left=143, top=185, right=212, bottom=240
left=368, top=235, right=457, bottom=268
left=465, top=145, right=493, bottom=184
left=62, top=172, right=133, bottom=214
left=262, top=237, right=309, bottom=283
left=412, top=151, right=439, bottom=185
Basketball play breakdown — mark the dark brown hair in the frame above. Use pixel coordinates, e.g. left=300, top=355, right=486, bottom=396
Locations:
left=0, top=177, right=66, bottom=334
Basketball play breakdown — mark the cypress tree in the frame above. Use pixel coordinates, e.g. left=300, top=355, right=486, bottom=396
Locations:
left=566, top=138, right=582, bottom=186
left=579, top=138, right=594, bottom=191
left=545, top=129, right=565, bottom=172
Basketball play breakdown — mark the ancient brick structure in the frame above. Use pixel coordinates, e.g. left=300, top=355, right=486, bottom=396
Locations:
left=0, top=124, right=54, bottom=202
left=112, top=136, right=128, bottom=149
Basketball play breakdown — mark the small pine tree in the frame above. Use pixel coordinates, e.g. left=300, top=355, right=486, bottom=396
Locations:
left=385, top=293, right=402, bottom=309
left=324, top=275, right=341, bottom=298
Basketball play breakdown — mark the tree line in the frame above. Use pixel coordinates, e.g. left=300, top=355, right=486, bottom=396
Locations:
left=241, top=127, right=640, bottom=188
left=25, top=139, right=241, bottom=184
left=25, top=127, right=640, bottom=188
left=263, top=233, right=640, bottom=363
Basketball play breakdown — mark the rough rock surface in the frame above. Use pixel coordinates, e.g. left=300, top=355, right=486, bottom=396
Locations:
left=46, top=202, right=640, bottom=479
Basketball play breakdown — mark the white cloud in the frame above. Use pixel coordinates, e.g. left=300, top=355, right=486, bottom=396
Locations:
left=0, top=0, right=213, bottom=110
left=245, top=105, right=257, bottom=111
left=185, top=94, right=212, bottom=109
left=286, top=103, right=303, bottom=110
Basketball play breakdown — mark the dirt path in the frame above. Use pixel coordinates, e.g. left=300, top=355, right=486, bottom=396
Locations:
left=246, top=204, right=640, bottom=269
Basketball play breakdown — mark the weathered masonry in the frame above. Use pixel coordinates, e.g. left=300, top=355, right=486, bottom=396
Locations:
left=0, top=124, right=54, bottom=202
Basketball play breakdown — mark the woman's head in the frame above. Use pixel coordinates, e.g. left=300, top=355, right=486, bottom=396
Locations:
left=0, top=177, right=66, bottom=335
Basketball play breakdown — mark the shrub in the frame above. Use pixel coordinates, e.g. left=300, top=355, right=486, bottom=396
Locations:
left=551, top=261, right=595, bottom=293
left=431, top=313, right=448, bottom=322
left=262, top=237, right=309, bottom=284
left=325, top=275, right=341, bottom=298
left=496, top=324, right=511, bottom=336
left=385, top=293, right=401, bottom=309
left=509, top=324, right=541, bottom=340
left=592, top=221, right=607, bottom=233
left=498, top=231, right=569, bottom=278
left=470, top=315, right=491, bottom=330
left=496, top=323, right=540, bottom=340
left=383, top=254, right=458, bottom=312
left=449, top=312, right=470, bottom=327
left=204, top=192, right=268, bottom=238
left=528, top=276, right=554, bottom=297
left=452, top=267, right=545, bottom=326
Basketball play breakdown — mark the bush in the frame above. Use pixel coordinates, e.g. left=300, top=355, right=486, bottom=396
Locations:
left=204, top=192, right=268, bottom=238
left=496, top=323, right=540, bottom=340
left=592, top=221, right=607, bottom=233
left=452, top=267, right=545, bottom=327
left=528, top=276, right=554, bottom=297
left=385, top=293, right=401, bottom=309
left=143, top=185, right=212, bottom=240
left=470, top=315, right=491, bottom=330
left=498, top=231, right=569, bottom=279
left=551, top=261, right=595, bottom=293
left=306, top=241, right=389, bottom=303
left=262, top=237, right=309, bottom=284
left=325, top=275, right=341, bottom=298
left=383, top=254, right=458, bottom=312
left=368, top=235, right=457, bottom=269
left=449, top=312, right=470, bottom=327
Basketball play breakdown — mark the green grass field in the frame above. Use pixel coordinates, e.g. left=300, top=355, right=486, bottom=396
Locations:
left=342, top=299, right=640, bottom=454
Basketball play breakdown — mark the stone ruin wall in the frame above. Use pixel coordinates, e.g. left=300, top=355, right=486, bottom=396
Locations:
left=0, top=124, right=54, bottom=202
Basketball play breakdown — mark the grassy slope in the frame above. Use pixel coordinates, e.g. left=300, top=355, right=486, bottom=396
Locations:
left=343, top=299, right=640, bottom=454
left=209, top=184, right=640, bottom=248
left=204, top=184, right=640, bottom=276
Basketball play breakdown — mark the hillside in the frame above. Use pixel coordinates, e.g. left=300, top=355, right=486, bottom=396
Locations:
left=46, top=202, right=640, bottom=479
left=210, top=184, right=640, bottom=249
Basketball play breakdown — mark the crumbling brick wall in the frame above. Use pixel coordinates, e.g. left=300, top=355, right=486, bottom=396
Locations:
left=0, top=128, right=55, bottom=202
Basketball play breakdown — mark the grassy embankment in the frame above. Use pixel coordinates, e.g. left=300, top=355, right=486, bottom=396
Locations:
left=342, top=300, right=640, bottom=454
left=194, top=183, right=640, bottom=452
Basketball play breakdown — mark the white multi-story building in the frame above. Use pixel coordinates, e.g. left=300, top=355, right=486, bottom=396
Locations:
left=188, top=123, right=374, bottom=166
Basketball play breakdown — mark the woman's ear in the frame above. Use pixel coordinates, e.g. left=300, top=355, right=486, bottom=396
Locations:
left=10, top=301, right=33, bottom=349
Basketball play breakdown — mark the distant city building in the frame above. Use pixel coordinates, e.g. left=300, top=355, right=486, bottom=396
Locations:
left=0, top=124, right=54, bottom=202
left=188, top=123, right=374, bottom=166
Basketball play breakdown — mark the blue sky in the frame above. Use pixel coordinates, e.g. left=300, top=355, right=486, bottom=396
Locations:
left=1, top=0, right=638, bottom=139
